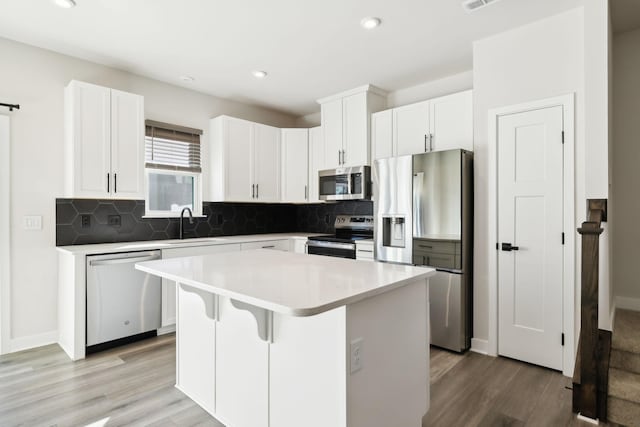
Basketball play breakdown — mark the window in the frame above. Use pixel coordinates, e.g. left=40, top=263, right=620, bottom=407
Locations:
left=144, top=120, right=203, bottom=217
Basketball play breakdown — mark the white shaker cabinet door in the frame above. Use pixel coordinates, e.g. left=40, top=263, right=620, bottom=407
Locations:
left=429, top=90, right=473, bottom=152
left=342, top=92, right=369, bottom=167
left=216, top=296, right=269, bottom=427
left=110, top=89, right=145, bottom=199
left=393, top=100, right=430, bottom=156
left=224, top=117, right=254, bottom=202
left=322, top=98, right=343, bottom=169
left=371, top=109, right=393, bottom=161
left=66, top=81, right=111, bottom=198
left=281, top=128, right=309, bottom=203
left=253, top=124, right=281, bottom=202
left=308, top=126, right=324, bottom=203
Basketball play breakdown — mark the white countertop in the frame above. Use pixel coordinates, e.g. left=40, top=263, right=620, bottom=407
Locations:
left=56, top=233, right=323, bottom=255
left=136, top=250, right=434, bottom=317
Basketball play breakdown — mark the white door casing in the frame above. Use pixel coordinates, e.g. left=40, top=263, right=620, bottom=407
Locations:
left=0, top=115, right=9, bottom=354
left=487, top=94, right=575, bottom=377
left=497, top=106, right=564, bottom=370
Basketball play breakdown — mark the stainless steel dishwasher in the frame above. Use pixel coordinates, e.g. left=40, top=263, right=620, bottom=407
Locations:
left=86, top=250, right=162, bottom=352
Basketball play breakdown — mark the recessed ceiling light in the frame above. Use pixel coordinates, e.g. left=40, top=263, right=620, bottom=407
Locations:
left=253, top=70, right=268, bottom=79
left=53, top=0, right=76, bottom=8
left=360, top=17, right=382, bottom=30
left=180, top=75, right=195, bottom=82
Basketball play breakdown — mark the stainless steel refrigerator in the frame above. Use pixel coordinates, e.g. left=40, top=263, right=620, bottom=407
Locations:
left=374, top=149, right=473, bottom=352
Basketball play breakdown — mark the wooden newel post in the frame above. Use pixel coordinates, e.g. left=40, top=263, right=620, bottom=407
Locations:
left=577, top=220, right=603, bottom=420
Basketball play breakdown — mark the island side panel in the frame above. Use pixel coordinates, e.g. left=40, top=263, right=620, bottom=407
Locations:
left=346, top=278, right=429, bottom=427
left=215, top=295, right=269, bottom=427
left=176, top=283, right=217, bottom=415
left=270, top=306, right=348, bottom=427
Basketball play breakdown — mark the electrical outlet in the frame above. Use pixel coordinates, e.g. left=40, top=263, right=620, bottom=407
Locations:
left=81, top=215, right=91, bottom=228
left=350, top=338, right=363, bottom=374
left=108, top=215, right=121, bottom=227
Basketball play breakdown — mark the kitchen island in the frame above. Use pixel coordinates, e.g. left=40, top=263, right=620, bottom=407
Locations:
left=137, top=249, right=434, bottom=427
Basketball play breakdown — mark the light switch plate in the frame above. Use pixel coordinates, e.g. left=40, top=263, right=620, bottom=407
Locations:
left=23, top=215, right=42, bottom=230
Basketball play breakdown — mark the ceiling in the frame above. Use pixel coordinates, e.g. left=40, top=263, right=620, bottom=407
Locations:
left=611, top=0, right=640, bottom=33
left=0, top=0, right=586, bottom=116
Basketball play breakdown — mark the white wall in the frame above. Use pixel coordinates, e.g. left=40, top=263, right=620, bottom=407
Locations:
left=612, top=27, right=640, bottom=307
left=386, top=70, right=473, bottom=109
left=473, top=5, right=612, bottom=350
left=0, top=36, right=296, bottom=352
left=0, top=115, right=10, bottom=354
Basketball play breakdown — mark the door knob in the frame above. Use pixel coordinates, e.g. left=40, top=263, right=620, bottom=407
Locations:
left=501, top=243, right=519, bottom=251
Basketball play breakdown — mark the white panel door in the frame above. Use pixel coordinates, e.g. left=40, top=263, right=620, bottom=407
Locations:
left=497, top=106, right=564, bottom=371
left=371, top=109, right=393, bottom=161
left=429, top=90, right=473, bottom=152
left=70, top=81, right=111, bottom=198
left=322, top=99, right=343, bottom=169
left=253, top=124, right=281, bottom=202
left=342, top=92, right=368, bottom=167
left=308, top=126, right=324, bottom=203
left=393, top=100, right=430, bottom=156
left=216, top=296, right=269, bottom=427
left=110, top=89, right=145, bottom=199
left=224, top=117, right=253, bottom=202
left=281, top=129, right=309, bottom=203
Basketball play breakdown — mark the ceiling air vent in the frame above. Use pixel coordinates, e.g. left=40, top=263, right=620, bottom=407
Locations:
left=462, top=0, right=502, bottom=13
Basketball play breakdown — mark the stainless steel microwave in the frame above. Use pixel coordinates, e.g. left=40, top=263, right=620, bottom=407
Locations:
left=318, top=166, right=371, bottom=201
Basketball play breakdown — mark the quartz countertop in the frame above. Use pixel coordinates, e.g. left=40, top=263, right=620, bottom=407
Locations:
left=136, top=249, right=434, bottom=317
left=56, top=233, right=323, bottom=255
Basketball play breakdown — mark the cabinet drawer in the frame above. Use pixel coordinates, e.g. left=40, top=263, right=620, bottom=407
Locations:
left=240, top=240, right=289, bottom=251
left=413, top=253, right=458, bottom=270
left=413, top=239, right=459, bottom=255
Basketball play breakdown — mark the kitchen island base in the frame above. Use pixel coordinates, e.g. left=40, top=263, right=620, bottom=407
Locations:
left=176, top=279, right=429, bottom=427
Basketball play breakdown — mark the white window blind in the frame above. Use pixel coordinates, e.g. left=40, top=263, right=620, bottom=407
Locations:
left=145, top=120, right=203, bottom=173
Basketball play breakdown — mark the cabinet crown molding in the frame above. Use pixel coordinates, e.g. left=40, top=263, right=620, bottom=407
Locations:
left=316, top=84, right=388, bottom=105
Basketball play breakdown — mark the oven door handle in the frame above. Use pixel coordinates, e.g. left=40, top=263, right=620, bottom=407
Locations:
left=306, top=240, right=356, bottom=251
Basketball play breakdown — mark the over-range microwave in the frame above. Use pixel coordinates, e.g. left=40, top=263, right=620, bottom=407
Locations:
left=318, top=165, right=371, bottom=201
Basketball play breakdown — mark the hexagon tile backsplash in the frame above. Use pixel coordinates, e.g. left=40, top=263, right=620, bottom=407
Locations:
left=55, top=199, right=373, bottom=246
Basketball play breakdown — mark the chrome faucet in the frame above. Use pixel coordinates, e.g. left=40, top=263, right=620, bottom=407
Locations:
left=179, top=207, right=194, bottom=239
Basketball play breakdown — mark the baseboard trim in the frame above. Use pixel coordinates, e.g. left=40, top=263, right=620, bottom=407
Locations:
left=9, top=330, right=58, bottom=353
left=470, top=338, right=489, bottom=355
left=158, top=324, right=176, bottom=335
left=614, top=295, right=640, bottom=312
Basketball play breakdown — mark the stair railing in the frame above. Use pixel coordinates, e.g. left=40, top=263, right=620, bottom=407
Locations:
left=574, top=199, right=608, bottom=420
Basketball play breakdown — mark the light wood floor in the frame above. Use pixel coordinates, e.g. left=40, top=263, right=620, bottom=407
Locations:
left=0, top=334, right=602, bottom=427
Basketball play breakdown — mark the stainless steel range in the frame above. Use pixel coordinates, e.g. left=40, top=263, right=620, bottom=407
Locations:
left=306, top=215, right=374, bottom=259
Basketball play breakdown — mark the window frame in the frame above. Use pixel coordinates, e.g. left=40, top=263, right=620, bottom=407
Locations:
left=143, top=168, right=203, bottom=218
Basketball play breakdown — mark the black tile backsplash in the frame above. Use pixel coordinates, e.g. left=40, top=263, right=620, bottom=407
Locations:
left=55, top=199, right=373, bottom=246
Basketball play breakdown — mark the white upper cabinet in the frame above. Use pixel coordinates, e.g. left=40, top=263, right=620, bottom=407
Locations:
left=253, top=124, right=281, bottom=202
left=371, top=109, right=393, bottom=161
left=371, top=90, right=473, bottom=159
left=281, top=129, right=309, bottom=203
left=318, top=85, right=387, bottom=169
left=308, top=126, right=324, bottom=203
left=65, top=80, right=144, bottom=199
left=209, top=116, right=281, bottom=203
left=429, top=90, right=473, bottom=152
left=394, top=100, right=430, bottom=156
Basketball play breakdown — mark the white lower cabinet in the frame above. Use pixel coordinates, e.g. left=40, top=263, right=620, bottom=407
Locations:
left=290, top=238, right=308, bottom=254
left=215, top=296, right=269, bottom=427
left=355, top=240, right=374, bottom=261
left=160, top=244, right=241, bottom=328
left=240, top=239, right=289, bottom=252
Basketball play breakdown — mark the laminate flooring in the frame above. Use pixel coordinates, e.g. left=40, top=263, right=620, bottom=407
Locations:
left=0, top=334, right=605, bottom=427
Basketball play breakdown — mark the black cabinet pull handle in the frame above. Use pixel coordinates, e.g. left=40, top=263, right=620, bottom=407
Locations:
left=107, top=173, right=110, bottom=193
left=114, top=173, right=117, bottom=193
left=501, top=243, right=520, bottom=251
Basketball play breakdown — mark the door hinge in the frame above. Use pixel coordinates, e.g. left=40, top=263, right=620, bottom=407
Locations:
left=561, top=333, right=565, bottom=346
left=561, top=131, right=565, bottom=144
left=496, top=242, right=499, bottom=250
left=562, top=232, right=565, bottom=245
